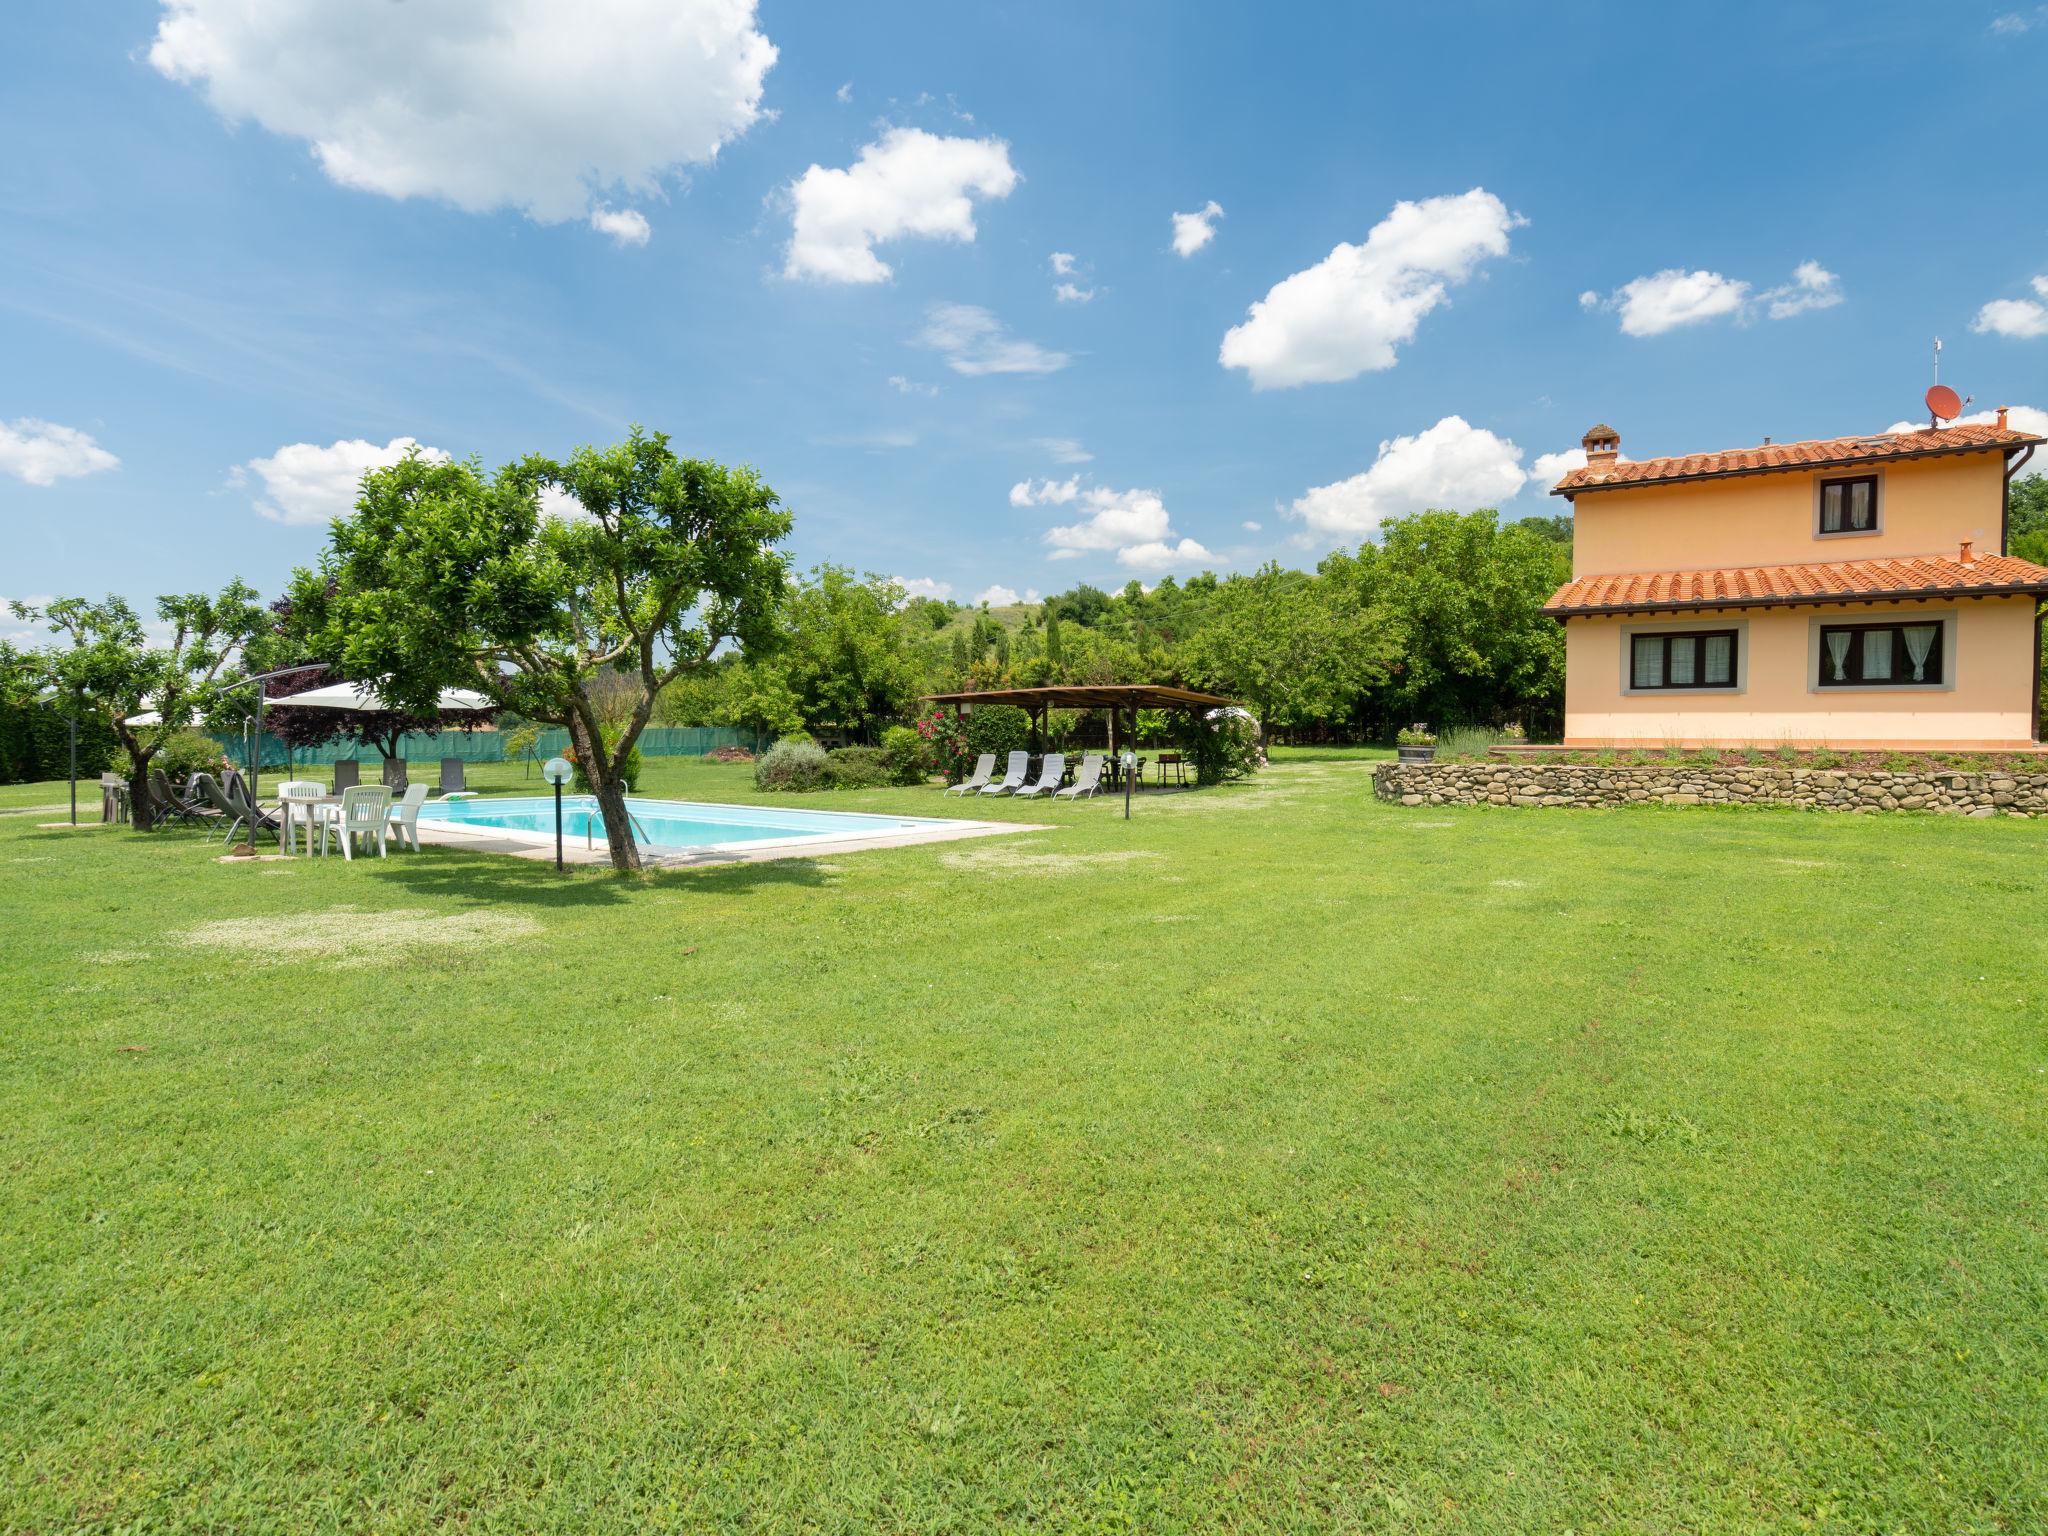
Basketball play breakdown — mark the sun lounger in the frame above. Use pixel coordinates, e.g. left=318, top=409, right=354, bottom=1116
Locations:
left=380, top=758, right=408, bottom=791
left=147, top=768, right=203, bottom=828
left=436, top=757, right=466, bottom=795
left=946, top=753, right=997, bottom=796
left=331, top=760, right=361, bottom=792
left=1054, top=754, right=1105, bottom=801
left=978, top=751, right=1030, bottom=796
left=1012, top=752, right=1065, bottom=799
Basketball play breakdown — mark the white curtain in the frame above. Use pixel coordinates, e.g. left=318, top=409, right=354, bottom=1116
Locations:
left=1903, top=624, right=1937, bottom=682
left=1863, top=629, right=1893, bottom=681
left=1669, top=635, right=1697, bottom=685
left=1702, top=633, right=1732, bottom=685
left=1632, top=639, right=1661, bottom=689
left=1824, top=629, right=1852, bottom=681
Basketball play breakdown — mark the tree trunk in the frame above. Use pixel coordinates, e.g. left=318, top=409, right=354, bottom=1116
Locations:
left=565, top=711, right=641, bottom=872
left=127, top=764, right=155, bottom=831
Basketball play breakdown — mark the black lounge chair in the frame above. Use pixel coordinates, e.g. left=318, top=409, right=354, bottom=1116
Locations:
left=332, top=760, right=361, bottom=792
left=380, top=758, right=408, bottom=791
left=147, top=768, right=204, bottom=828
left=436, top=757, right=466, bottom=795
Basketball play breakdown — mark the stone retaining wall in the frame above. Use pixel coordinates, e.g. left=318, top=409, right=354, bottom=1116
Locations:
left=1372, top=760, right=2048, bottom=816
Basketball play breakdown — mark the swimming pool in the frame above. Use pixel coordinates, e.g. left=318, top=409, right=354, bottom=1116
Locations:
left=416, top=795, right=964, bottom=854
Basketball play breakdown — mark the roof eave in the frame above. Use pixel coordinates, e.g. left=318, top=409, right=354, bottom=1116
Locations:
left=1544, top=581, right=2048, bottom=620
left=1556, top=433, right=2045, bottom=498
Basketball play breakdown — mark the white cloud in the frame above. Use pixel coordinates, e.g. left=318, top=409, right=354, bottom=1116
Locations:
left=1034, top=437, right=1092, bottom=464
left=539, top=484, right=593, bottom=522
left=1241, top=519, right=1263, bottom=531
left=1054, top=281, right=1096, bottom=304
left=1587, top=260, right=1841, bottom=336
left=783, top=127, right=1018, bottom=283
left=894, top=576, right=953, bottom=602
left=974, top=583, right=1038, bottom=607
left=1044, top=486, right=1170, bottom=556
left=149, top=0, right=775, bottom=231
left=1118, top=538, right=1215, bottom=572
left=1761, top=260, right=1843, bottom=320
left=1608, top=268, right=1749, bottom=336
left=0, top=419, right=119, bottom=486
left=1885, top=405, right=2048, bottom=436
left=1050, top=251, right=1077, bottom=276
left=835, top=81, right=853, bottom=103
left=917, top=303, right=1068, bottom=376
left=1011, top=475, right=1081, bottom=507
left=237, top=436, right=450, bottom=526
left=1973, top=277, right=2048, bottom=339
left=1218, top=188, right=1520, bottom=388
left=1290, top=415, right=1529, bottom=537
left=1990, top=11, right=2036, bottom=33
left=888, top=375, right=939, bottom=396
left=588, top=206, right=651, bottom=247
left=1171, top=200, right=1223, bottom=257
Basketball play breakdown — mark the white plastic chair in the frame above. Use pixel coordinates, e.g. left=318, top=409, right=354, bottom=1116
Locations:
left=274, top=780, right=326, bottom=854
left=319, top=785, right=392, bottom=860
left=386, top=783, right=430, bottom=852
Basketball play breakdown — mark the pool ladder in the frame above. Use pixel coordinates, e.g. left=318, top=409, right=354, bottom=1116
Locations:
left=584, top=803, right=655, bottom=852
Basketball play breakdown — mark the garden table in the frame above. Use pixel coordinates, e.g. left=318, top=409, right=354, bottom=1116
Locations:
left=276, top=789, right=341, bottom=856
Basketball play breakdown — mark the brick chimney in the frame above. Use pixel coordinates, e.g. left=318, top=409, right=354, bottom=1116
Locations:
left=1997, top=405, right=2009, bottom=431
left=1581, top=423, right=1620, bottom=467
left=1959, top=537, right=1976, bottom=565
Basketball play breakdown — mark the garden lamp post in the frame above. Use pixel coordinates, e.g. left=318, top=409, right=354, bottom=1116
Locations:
left=542, top=756, right=572, bottom=872
left=36, top=687, right=77, bottom=826
left=1121, top=748, right=1135, bottom=821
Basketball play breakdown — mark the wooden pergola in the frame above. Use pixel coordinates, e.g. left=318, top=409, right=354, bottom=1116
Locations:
left=922, top=684, right=1238, bottom=756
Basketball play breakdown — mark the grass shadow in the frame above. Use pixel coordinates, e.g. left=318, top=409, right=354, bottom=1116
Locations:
left=358, top=844, right=835, bottom=907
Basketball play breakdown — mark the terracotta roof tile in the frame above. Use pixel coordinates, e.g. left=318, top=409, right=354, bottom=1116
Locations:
left=1552, top=423, right=2042, bottom=496
left=1544, top=552, right=2048, bottom=617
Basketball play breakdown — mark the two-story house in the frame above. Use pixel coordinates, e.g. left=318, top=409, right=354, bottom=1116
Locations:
left=1540, top=415, right=2047, bottom=749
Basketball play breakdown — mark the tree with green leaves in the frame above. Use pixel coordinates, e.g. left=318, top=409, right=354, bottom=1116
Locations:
left=9, top=585, right=266, bottom=830
left=774, top=567, right=926, bottom=741
left=1179, top=563, right=1391, bottom=736
left=292, top=430, right=790, bottom=871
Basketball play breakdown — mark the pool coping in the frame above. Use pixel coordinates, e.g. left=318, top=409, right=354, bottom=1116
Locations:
left=413, top=800, right=1053, bottom=868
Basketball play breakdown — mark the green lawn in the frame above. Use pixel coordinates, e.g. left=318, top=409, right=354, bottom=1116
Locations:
left=3, top=751, right=2045, bottom=1532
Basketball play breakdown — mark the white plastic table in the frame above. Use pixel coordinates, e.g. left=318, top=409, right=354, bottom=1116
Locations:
left=276, top=789, right=341, bottom=855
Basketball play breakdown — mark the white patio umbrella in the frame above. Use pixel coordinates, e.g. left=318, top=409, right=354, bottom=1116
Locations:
left=123, top=710, right=162, bottom=727
left=268, top=679, right=494, bottom=712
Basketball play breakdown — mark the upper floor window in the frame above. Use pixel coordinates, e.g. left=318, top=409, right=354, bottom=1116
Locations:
left=1816, top=620, right=1944, bottom=687
left=1817, top=474, right=1879, bottom=537
left=1630, top=629, right=1738, bottom=691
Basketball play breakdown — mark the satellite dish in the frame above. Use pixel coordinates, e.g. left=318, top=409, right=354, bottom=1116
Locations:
left=1926, top=384, right=1962, bottom=422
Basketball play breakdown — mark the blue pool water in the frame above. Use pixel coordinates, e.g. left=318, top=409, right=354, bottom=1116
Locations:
left=416, top=795, right=956, bottom=852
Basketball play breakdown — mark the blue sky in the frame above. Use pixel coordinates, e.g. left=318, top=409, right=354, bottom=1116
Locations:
left=4, top=0, right=2045, bottom=629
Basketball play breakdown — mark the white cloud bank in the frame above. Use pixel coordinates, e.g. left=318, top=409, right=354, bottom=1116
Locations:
left=784, top=127, right=1018, bottom=283
left=1885, top=404, right=2048, bottom=436
left=1290, top=415, right=1612, bottom=538
left=894, top=576, right=953, bottom=603
left=236, top=436, right=450, bottom=526
left=588, top=206, right=652, bottom=247
left=0, top=419, right=119, bottom=486
left=1588, top=260, right=1842, bottom=336
left=1219, top=189, right=1520, bottom=388
left=1171, top=200, right=1223, bottom=257
left=149, top=0, right=774, bottom=237
left=917, top=303, right=1067, bottom=376
left=974, top=584, right=1039, bottom=607
left=1019, top=481, right=1214, bottom=570
left=1973, top=276, right=2048, bottom=340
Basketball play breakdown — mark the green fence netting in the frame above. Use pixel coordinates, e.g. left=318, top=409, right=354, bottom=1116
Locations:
left=205, top=725, right=767, bottom=770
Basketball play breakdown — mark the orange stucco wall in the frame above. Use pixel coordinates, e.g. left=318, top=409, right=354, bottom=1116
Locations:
left=1562, top=598, right=2040, bottom=748
left=1569, top=453, right=2007, bottom=575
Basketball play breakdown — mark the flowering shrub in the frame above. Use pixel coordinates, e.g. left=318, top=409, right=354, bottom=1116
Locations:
left=912, top=707, right=975, bottom=783
left=1395, top=723, right=1437, bottom=747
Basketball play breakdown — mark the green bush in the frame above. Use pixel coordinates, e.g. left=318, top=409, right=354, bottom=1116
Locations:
left=962, top=703, right=1030, bottom=763
left=1171, top=711, right=1257, bottom=787
left=113, top=729, right=224, bottom=785
left=754, top=737, right=829, bottom=792
left=823, top=745, right=894, bottom=789
left=879, top=726, right=928, bottom=785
